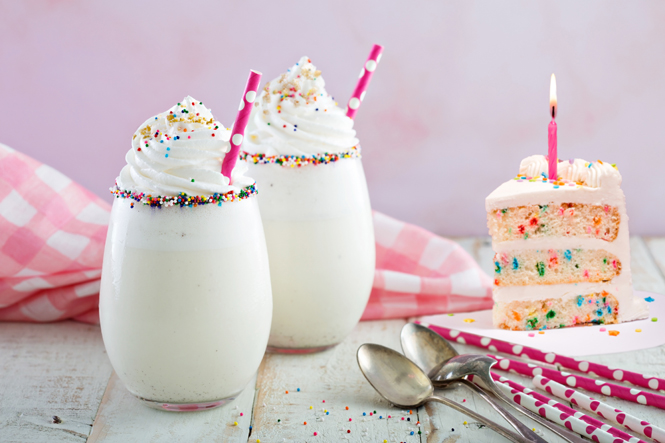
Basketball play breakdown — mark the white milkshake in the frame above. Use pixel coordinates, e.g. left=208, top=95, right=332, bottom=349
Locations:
left=100, top=97, right=272, bottom=410
left=242, top=57, right=375, bottom=352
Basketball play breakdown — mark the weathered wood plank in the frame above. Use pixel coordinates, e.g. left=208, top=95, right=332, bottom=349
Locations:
left=644, top=237, right=665, bottom=281
left=630, top=236, right=665, bottom=294
left=88, top=372, right=256, bottom=443
left=0, top=322, right=112, bottom=443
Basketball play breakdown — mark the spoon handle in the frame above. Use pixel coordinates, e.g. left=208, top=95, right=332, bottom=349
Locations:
left=480, top=376, right=588, bottom=443
left=429, top=394, right=532, bottom=443
left=455, top=380, right=548, bottom=443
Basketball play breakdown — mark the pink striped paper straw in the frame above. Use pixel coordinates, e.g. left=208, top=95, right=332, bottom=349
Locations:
left=346, top=44, right=383, bottom=119
left=221, top=69, right=262, bottom=181
left=489, top=376, right=629, bottom=443
left=422, top=323, right=665, bottom=393
left=535, top=375, right=665, bottom=443
left=488, top=354, right=665, bottom=410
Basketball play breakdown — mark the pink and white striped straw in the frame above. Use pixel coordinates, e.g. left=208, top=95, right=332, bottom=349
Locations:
left=221, top=69, right=262, bottom=181
left=422, top=323, right=665, bottom=393
left=535, top=375, right=665, bottom=443
left=346, top=44, right=383, bottom=119
left=489, top=376, right=633, bottom=443
left=488, top=354, right=665, bottom=410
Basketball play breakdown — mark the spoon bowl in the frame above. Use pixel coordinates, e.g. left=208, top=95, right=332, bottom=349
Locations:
left=430, top=353, right=498, bottom=383
left=400, top=322, right=458, bottom=375
left=356, top=343, right=433, bottom=408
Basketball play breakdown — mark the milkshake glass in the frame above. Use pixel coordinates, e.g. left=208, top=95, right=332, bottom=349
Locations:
left=242, top=58, right=375, bottom=352
left=100, top=97, right=272, bottom=411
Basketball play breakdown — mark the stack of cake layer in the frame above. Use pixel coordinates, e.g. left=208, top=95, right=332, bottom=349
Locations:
left=486, top=155, right=649, bottom=331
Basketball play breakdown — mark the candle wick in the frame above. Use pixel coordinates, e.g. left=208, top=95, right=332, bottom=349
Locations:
left=551, top=106, right=556, bottom=119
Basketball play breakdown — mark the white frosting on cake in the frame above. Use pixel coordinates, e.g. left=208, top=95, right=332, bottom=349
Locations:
left=487, top=155, right=649, bottom=323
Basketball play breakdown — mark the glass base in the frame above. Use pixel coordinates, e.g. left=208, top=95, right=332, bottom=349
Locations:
left=135, top=393, right=239, bottom=412
left=267, top=343, right=338, bottom=354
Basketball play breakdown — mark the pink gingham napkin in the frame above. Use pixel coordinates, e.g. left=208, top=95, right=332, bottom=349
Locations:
left=0, top=144, right=492, bottom=323
left=0, top=144, right=109, bottom=323
left=362, top=212, right=493, bottom=320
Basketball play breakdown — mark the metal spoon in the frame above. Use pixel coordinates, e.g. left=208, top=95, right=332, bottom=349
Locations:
left=401, top=323, right=586, bottom=443
left=356, top=343, right=532, bottom=443
left=400, top=323, right=545, bottom=443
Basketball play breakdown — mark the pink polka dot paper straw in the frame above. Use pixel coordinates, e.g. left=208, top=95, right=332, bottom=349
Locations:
left=221, top=69, right=262, bottom=181
left=346, top=44, right=383, bottom=119
left=488, top=374, right=647, bottom=443
left=422, top=323, right=665, bottom=393
left=488, top=354, right=665, bottom=411
left=492, top=378, right=628, bottom=443
left=535, top=375, right=665, bottom=443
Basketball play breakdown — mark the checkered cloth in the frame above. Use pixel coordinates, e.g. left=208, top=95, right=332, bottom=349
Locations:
left=362, top=212, right=493, bottom=320
left=0, top=144, right=492, bottom=323
left=0, top=144, right=109, bottom=322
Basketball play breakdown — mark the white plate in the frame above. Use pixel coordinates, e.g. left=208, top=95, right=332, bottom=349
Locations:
left=419, top=291, right=663, bottom=357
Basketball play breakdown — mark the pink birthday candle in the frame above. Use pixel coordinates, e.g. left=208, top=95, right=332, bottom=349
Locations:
left=548, top=73, right=558, bottom=180
left=346, top=44, right=383, bottom=119
left=221, top=69, right=262, bottom=182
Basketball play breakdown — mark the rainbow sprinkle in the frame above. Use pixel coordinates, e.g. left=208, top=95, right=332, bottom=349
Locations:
left=240, top=146, right=360, bottom=168
left=110, top=182, right=258, bottom=208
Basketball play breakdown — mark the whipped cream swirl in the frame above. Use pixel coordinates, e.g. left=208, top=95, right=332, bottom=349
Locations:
left=518, top=155, right=621, bottom=188
left=116, top=96, right=253, bottom=196
left=242, top=56, right=359, bottom=156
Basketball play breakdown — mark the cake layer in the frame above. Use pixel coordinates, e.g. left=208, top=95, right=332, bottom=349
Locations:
left=487, top=203, right=620, bottom=242
left=493, top=249, right=621, bottom=286
left=493, top=292, right=618, bottom=330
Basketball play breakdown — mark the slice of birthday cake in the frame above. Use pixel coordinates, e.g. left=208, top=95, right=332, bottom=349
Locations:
left=486, top=155, right=649, bottom=330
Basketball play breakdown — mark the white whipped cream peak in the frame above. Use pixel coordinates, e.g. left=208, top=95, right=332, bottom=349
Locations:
left=242, top=56, right=359, bottom=156
left=518, top=155, right=621, bottom=188
left=116, top=96, right=253, bottom=196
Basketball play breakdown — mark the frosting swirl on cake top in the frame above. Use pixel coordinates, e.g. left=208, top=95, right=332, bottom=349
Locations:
left=518, top=155, right=621, bottom=188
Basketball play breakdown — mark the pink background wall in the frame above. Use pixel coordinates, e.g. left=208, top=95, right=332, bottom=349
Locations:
left=1, top=1, right=664, bottom=235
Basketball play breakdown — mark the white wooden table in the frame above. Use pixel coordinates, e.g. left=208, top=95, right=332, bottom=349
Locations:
left=2, top=237, right=664, bottom=443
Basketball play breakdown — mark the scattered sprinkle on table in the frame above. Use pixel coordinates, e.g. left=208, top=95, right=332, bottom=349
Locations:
left=233, top=421, right=238, bottom=426
left=652, top=317, right=659, bottom=322
left=636, top=328, right=642, bottom=332
left=645, top=296, right=655, bottom=302
left=528, top=332, right=535, bottom=337
left=297, top=388, right=300, bottom=392
left=609, top=330, right=620, bottom=336
left=285, top=390, right=288, bottom=394
left=313, top=432, right=317, bottom=436
left=600, top=327, right=606, bottom=332
left=447, top=313, right=454, bottom=316
left=463, top=318, right=475, bottom=323
left=538, top=331, right=545, bottom=334
left=463, top=421, right=468, bottom=425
